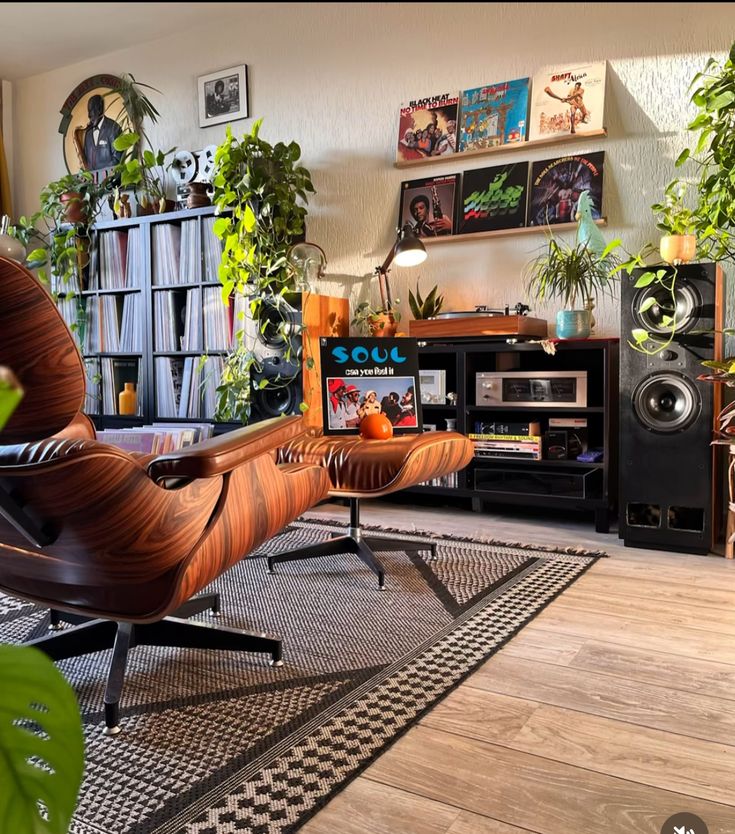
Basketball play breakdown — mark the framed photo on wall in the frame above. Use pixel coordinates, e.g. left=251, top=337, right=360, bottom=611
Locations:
left=198, top=65, right=249, bottom=128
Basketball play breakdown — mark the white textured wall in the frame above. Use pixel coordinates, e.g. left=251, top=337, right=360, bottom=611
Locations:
left=10, top=3, right=735, bottom=335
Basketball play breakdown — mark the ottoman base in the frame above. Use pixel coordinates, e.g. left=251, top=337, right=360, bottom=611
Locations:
left=266, top=498, right=438, bottom=589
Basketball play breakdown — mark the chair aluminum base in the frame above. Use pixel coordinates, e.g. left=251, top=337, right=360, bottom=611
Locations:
left=27, top=593, right=282, bottom=735
left=266, top=498, right=438, bottom=589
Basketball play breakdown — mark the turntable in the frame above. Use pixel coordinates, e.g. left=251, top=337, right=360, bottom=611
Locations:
left=408, top=302, right=548, bottom=339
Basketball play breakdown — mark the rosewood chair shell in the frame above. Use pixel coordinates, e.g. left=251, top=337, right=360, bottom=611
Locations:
left=0, top=256, right=330, bottom=732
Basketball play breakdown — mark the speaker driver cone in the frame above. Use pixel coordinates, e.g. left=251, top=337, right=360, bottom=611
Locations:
left=632, top=373, right=701, bottom=433
left=254, top=383, right=298, bottom=417
left=633, top=283, right=701, bottom=335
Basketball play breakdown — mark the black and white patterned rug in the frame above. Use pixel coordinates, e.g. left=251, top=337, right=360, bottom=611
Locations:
left=0, top=518, right=603, bottom=834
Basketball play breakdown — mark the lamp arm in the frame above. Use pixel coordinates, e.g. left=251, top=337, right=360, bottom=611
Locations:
left=375, top=231, right=401, bottom=311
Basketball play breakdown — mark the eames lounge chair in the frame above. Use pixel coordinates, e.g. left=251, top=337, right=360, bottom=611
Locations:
left=0, top=256, right=330, bottom=734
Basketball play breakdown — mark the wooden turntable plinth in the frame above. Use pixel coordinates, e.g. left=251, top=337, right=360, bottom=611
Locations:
left=408, top=315, right=548, bottom=339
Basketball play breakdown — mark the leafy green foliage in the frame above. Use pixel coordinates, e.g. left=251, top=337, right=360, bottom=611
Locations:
left=667, top=46, right=735, bottom=262
left=351, top=300, right=402, bottom=335
left=524, top=237, right=617, bottom=310
left=408, top=281, right=444, bottom=319
left=209, top=120, right=315, bottom=421
left=0, top=645, right=84, bottom=834
left=111, top=131, right=176, bottom=209
left=211, top=120, right=315, bottom=296
left=650, top=181, right=698, bottom=236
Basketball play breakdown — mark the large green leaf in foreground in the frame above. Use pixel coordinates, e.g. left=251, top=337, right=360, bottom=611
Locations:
left=0, top=645, right=84, bottom=833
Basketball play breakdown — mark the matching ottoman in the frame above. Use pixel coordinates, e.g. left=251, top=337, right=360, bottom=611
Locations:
left=268, top=430, right=474, bottom=588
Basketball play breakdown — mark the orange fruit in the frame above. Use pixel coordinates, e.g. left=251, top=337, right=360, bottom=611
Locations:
left=360, top=412, right=394, bottom=440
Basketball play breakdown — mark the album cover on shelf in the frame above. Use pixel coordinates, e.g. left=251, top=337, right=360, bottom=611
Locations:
left=320, top=337, right=422, bottom=436
left=458, top=162, right=528, bottom=235
left=528, top=62, right=607, bottom=141
left=528, top=152, right=604, bottom=227
left=398, top=174, right=459, bottom=238
left=458, top=78, right=529, bottom=152
left=397, top=91, right=459, bottom=162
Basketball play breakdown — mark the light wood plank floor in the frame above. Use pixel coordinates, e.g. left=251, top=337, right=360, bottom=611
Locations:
left=301, top=501, right=735, bottom=834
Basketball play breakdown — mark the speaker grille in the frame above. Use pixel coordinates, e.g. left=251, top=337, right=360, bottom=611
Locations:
left=632, top=282, right=701, bottom=335
left=632, top=372, right=701, bottom=433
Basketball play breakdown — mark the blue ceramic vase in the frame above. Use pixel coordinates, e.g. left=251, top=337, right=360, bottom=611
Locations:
left=556, top=310, right=591, bottom=339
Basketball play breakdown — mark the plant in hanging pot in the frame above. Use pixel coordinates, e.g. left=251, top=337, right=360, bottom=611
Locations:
left=525, top=236, right=617, bottom=339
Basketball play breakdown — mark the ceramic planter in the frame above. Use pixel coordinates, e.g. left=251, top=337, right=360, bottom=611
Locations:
left=368, top=313, right=397, bottom=337
left=556, top=309, right=591, bottom=340
left=660, top=234, right=696, bottom=265
left=60, top=192, right=87, bottom=225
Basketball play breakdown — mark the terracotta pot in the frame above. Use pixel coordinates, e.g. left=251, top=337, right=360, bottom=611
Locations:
left=60, top=192, right=87, bottom=225
left=660, top=234, right=696, bottom=265
left=368, top=313, right=398, bottom=337
left=137, top=198, right=176, bottom=217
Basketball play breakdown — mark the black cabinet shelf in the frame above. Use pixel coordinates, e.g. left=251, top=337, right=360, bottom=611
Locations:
left=408, top=338, right=619, bottom=532
left=466, top=405, right=605, bottom=414
left=470, top=458, right=604, bottom=470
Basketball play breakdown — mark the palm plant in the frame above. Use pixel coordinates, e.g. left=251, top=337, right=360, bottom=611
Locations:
left=525, top=237, right=616, bottom=309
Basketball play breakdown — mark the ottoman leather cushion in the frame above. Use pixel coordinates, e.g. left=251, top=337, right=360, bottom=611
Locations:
left=278, top=430, right=473, bottom=498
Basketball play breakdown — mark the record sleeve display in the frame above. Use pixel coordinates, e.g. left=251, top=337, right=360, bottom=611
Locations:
left=458, top=78, right=529, bottom=152
left=458, top=162, right=528, bottom=234
left=399, top=174, right=459, bottom=238
left=397, top=91, right=459, bottom=162
left=528, top=151, right=604, bottom=226
left=528, top=62, right=606, bottom=141
left=320, top=338, right=422, bottom=436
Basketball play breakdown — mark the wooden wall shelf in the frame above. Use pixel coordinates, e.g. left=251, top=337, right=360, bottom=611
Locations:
left=394, top=128, right=607, bottom=169
left=421, top=218, right=607, bottom=245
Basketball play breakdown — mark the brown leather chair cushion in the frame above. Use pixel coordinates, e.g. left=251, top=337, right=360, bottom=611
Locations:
left=279, top=430, right=473, bottom=498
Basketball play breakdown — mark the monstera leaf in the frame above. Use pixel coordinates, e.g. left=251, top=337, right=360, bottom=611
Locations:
left=0, top=645, right=84, bottom=834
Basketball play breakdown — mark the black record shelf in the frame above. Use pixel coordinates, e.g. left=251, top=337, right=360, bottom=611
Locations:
left=410, top=337, right=619, bottom=532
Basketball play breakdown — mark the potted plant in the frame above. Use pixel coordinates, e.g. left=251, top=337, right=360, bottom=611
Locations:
left=351, top=300, right=402, bottom=337
left=408, top=280, right=444, bottom=320
left=672, top=44, right=735, bottom=263
left=525, top=237, right=616, bottom=339
left=651, top=180, right=698, bottom=265
left=111, top=131, right=176, bottom=215
left=39, top=171, right=100, bottom=226
left=209, top=119, right=315, bottom=422
left=24, top=171, right=103, bottom=293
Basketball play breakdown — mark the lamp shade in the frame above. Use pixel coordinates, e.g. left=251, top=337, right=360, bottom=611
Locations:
left=393, top=228, right=427, bottom=268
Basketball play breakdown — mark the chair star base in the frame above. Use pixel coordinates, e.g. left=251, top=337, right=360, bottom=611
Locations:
left=28, top=593, right=282, bottom=734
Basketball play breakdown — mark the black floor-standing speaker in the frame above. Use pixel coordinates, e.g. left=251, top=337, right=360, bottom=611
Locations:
left=243, top=292, right=349, bottom=425
left=619, top=261, right=722, bottom=554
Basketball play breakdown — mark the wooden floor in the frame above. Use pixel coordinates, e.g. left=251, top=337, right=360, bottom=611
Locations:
left=301, top=501, right=735, bottom=834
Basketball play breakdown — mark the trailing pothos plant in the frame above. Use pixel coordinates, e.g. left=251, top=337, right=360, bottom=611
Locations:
left=671, top=43, right=735, bottom=262
left=624, top=44, right=735, bottom=353
left=209, top=120, right=316, bottom=423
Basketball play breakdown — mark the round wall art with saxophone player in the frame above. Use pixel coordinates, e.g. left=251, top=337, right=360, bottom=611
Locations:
left=58, top=75, right=129, bottom=175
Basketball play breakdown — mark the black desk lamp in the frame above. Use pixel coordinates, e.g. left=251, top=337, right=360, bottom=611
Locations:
left=376, top=224, right=427, bottom=310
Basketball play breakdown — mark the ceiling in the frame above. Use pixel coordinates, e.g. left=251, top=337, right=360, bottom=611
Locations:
left=0, top=3, right=236, bottom=80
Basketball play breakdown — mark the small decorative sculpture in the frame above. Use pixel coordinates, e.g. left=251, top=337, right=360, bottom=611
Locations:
left=575, top=190, right=609, bottom=334
left=575, top=190, right=608, bottom=256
